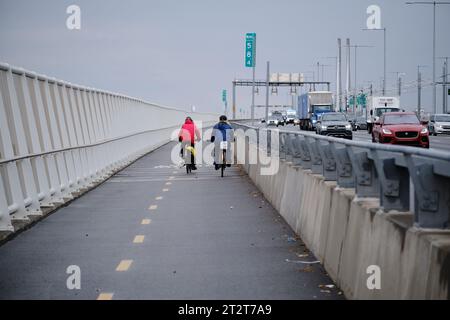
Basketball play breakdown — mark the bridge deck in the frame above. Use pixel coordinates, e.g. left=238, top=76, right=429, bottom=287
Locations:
left=0, top=143, right=342, bottom=299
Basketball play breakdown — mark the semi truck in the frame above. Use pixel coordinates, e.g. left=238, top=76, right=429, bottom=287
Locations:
left=366, top=96, right=401, bottom=133
left=297, top=91, right=333, bottom=130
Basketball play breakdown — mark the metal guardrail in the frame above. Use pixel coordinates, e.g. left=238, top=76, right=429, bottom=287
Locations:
left=232, top=122, right=450, bottom=229
left=0, top=62, right=218, bottom=232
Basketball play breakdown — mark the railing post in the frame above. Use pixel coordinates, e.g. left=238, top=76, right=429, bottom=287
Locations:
left=317, top=140, right=337, bottom=181
left=347, top=147, right=379, bottom=198
left=306, top=137, right=323, bottom=175
left=405, top=155, right=450, bottom=228
left=370, top=150, right=410, bottom=212
left=330, top=143, right=355, bottom=188
left=297, top=136, right=312, bottom=170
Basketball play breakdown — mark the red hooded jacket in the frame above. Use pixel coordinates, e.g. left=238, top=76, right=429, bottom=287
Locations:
left=178, top=118, right=200, bottom=144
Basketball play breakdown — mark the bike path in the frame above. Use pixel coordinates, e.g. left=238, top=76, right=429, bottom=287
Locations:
left=0, top=142, right=343, bottom=299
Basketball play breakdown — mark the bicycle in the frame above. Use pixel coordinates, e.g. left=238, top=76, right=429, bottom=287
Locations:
left=219, top=141, right=228, bottom=177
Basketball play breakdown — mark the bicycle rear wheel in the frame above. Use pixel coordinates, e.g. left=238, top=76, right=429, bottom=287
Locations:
left=221, top=150, right=226, bottom=177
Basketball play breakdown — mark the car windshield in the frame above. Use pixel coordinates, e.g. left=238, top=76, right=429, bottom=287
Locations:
left=435, top=115, right=450, bottom=122
left=322, top=113, right=346, bottom=122
left=384, top=114, right=419, bottom=125
left=376, top=108, right=400, bottom=117
left=313, top=105, right=332, bottom=112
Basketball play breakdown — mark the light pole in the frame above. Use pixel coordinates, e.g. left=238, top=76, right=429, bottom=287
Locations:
left=390, top=71, right=406, bottom=97
left=322, top=56, right=338, bottom=109
left=417, top=65, right=428, bottom=115
left=406, top=2, right=450, bottom=114
left=437, top=57, right=449, bottom=113
left=303, top=71, right=315, bottom=90
left=265, top=61, right=270, bottom=122
left=363, top=28, right=386, bottom=95
left=348, top=45, right=373, bottom=117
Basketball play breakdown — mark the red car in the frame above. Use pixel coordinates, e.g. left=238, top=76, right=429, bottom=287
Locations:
left=372, top=112, right=429, bottom=148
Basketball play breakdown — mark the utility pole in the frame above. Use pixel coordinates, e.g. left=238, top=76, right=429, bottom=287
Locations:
left=265, top=61, right=270, bottom=122
left=390, top=71, right=405, bottom=97
left=345, top=38, right=351, bottom=112
left=438, top=57, right=449, bottom=114
left=418, top=68, right=422, bottom=115
left=232, top=81, right=236, bottom=119
left=337, top=38, right=342, bottom=111
left=406, top=2, right=450, bottom=114
left=316, top=62, right=320, bottom=82
left=350, top=45, right=373, bottom=117
left=417, top=65, right=427, bottom=115
left=322, top=55, right=338, bottom=111
left=363, top=28, right=386, bottom=95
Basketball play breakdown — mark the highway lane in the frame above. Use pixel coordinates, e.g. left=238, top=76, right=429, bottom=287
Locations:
left=252, top=122, right=450, bottom=153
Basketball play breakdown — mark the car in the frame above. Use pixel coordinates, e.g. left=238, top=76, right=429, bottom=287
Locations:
left=286, top=114, right=296, bottom=124
left=352, top=116, right=368, bottom=131
left=428, top=114, right=450, bottom=136
left=316, top=112, right=353, bottom=139
left=266, top=115, right=284, bottom=127
left=372, top=112, right=429, bottom=148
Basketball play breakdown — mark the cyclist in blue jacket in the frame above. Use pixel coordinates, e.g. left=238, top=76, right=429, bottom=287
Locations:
left=210, top=115, right=234, bottom=170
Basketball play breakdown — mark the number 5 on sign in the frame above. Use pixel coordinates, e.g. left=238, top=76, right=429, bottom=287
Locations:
left=245, top=33, right=256, bottom=68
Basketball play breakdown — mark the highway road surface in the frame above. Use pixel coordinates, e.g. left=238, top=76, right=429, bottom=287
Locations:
left=255, top=123, right=450, bottom=152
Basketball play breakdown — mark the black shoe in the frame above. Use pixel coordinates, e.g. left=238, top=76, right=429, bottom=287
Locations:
left=192, top=165, right=197, bottom=170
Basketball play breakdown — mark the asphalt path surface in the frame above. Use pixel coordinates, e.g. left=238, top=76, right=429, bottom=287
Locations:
left=0, top=142, right=342, bottom=299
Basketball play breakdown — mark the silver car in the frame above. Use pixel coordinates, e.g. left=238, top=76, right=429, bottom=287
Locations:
left=429, top=114, right=450, bottom=136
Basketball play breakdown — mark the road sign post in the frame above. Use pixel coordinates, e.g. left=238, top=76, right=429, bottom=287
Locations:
left=222, top=89, right=227, bottom=116
left=245, top=33, right=256, bottom=124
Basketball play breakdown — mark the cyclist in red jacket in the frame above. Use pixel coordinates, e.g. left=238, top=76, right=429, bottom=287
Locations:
left=178, top=117, right=201, bottom=170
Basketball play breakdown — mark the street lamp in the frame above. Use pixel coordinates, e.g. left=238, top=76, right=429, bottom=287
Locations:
left=390, top=71, right=406, bottom=97
left=363, top=28, right=386, bottom=96
left=348, top=44, right=374, bottom=117
left=417, top=65, right=428, bottom=115
left=321, top=56, right=338, bottom=110
left=406, top=1, right=450, bottom=114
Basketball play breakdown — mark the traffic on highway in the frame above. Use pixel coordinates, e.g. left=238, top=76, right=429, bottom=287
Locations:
left=259, top=114, right=450, bottom=152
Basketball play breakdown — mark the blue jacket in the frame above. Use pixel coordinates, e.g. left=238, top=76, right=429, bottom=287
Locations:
left=211, top=122, right=234, bottom=142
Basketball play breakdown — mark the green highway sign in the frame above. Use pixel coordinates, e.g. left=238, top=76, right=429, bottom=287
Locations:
left=348, top=96, right=354, bottom=106
left=245, top=33, right=256, bottom=68
left=222, top=89, right=227, bottom=102
left=357, top=93, right=367, bottom=106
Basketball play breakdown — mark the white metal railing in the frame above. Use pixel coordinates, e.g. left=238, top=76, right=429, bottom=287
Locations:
left=0, top=62, right=217, bottom=231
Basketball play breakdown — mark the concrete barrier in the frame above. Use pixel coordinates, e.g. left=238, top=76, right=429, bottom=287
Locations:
left=241, top=154, right=450, bottom=299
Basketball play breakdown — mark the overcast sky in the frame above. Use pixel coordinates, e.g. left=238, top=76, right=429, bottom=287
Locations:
left=0, top=0, right=449, bottom=116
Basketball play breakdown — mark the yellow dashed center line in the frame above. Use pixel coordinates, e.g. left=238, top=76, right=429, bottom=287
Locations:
left=97, top=292, right=114, bottom=300
left=141, top=218, right=151, bottom=225
left=148, top=205, right=158, bottom=210
left=116, top=260, right=133, bottom=272
left=133, top=235, right=145, bottom=243
left=155, top=196, right=163, bottom=200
